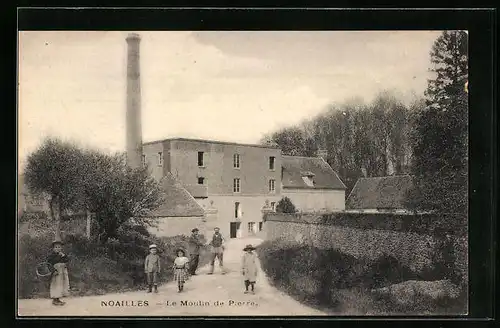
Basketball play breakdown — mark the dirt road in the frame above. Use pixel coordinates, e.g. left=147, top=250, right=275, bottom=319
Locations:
left=18, top=237, right=326, bottom=317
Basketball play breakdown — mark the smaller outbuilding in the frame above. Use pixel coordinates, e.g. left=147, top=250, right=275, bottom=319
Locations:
left=346, top=175, right=413, bottom=213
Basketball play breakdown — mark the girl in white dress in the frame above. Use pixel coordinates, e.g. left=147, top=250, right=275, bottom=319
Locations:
left=172, top=248, right=190, bottom=292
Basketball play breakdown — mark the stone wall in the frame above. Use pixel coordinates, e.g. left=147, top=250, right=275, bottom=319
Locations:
left=206, top=195, right=279, bottom=238
left=142, top=142, right=166, bottom=182
left=169, top=139, right=282, bottom=195
left=264, top=212, right=468, bottom=276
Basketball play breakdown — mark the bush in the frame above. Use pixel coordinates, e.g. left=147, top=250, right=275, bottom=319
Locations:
left=371, top=285, right=468, bottom=315
left=276, top=197, right=297, bottom=214
left=364, top=254, right=416, bottom=289
left=19, top=212, right=49, bottom=223
left=257, top=239, right=464, bottom=313
left=18, top=233, right=53, bottom=298
left=18, top=229, right=210, bottom=299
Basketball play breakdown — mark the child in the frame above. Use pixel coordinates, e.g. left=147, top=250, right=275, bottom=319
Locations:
left=47, top=238, right=70, bottom=306
left=241, top=244, right=258, bottom=294
left=172, top=248, right=189, bottom=292
left=144, top=244, right=161, bottom=293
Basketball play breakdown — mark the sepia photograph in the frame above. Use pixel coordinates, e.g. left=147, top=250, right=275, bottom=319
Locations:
left=17, top=30, right=469, bottom=317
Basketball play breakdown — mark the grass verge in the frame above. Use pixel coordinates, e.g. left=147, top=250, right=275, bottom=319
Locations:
left=18, top=224, right=210, bottom=299
left=256, top=239, right=467, bottom=315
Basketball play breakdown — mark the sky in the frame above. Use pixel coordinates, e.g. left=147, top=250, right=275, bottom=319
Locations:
left=18, top=30, right=442, bottom=169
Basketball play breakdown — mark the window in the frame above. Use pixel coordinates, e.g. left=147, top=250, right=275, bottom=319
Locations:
left=141, top=154, right=146, bottom=167
left=234, top=202, right=240, bottom=218
left=248, top=222, right=256, bottom=233
left=270, top=202, right=276, bottom=211
left=158, top=152, right=163, bottom=166
left=198, top=152, right=204, bottom=167
left=259, top=222, right=263, bottom=231
left=269, top=156, right=275, bottom=170
left=233, top=154, right=240, bottom=168
left=269, top=179, right=276, bottom=193
left=233, top=178, right=240, bottom=193
left=198, top=177, right=205, bottom=185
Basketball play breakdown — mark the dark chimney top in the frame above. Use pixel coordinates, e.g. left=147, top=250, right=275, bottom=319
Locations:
left=126, top=33, right=141, bottom=41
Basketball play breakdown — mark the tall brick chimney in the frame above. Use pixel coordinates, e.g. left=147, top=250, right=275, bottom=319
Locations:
left=125, top=33, right=143, bottom=169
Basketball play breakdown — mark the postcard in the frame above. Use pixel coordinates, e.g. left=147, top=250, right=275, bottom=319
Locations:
left=17, top=29, right=469, bottom=317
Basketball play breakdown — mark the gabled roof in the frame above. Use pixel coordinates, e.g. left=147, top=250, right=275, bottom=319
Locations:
left=346, top=175, right=413, bottom=210
left=148, top=172, right=205, bottom=217
left=281, top=156, right=346, bottom=190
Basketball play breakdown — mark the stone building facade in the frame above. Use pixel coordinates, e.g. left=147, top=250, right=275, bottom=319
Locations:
left=142, top=138, right=346, bottom=239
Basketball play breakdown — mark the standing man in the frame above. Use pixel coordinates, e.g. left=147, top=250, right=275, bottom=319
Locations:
left=188, top=228, right=204, bottom=275
left=207, top=227, right=226, bottom=275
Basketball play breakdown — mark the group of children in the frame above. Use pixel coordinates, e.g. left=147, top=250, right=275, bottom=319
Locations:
left=144, top=242, right=259, bottom=294
left=145, top=244, right=190, bottom=293
left=45, top=236, right=259, bottom=306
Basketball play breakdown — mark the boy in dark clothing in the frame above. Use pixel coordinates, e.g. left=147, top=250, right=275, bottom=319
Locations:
left=188, top=228, right=204, bottom=275
left=144, top=244, right=161, bottom=293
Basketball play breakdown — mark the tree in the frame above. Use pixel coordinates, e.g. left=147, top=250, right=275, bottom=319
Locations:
left=406, top=31, right=468, bottom=214
left=24, top=137, right=164, bottom=243
left=276, top=197, right=297, bottom=214
left=261, top=126, right=308, bottom=156
left=24, top=138, right=87, bottom=238
left=369, top=91, right=413, bottom=176
left=260, top=90, right=415, bottom=196
left=80, top=150, right=164, bottom=244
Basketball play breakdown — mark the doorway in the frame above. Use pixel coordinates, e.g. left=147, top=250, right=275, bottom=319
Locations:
left=230, top=222, right=240, bottom=238
left=247, top=222, right=256, bottom=236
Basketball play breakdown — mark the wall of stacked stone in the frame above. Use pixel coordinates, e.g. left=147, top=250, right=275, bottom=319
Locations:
left=264, top=212, right=467, bottom=277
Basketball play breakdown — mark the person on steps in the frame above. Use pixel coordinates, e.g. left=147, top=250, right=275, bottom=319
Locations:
left=241, top=244, right=258, bottom=294
left=47, top=237, right=70, bottom=306
left=173, top=248, right=190, bottom=292
left=144, top=244, right=161, bottom=293
left=207, top=227, right=225, bottom=275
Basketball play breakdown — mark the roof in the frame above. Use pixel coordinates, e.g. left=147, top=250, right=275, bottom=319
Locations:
left=147, top=172, right=205, bottom=217
left=281, top=155, right=346, bottom=190
left=346, top=175, right=413, bottom=210
left=143, top=137, right=280, bottom=149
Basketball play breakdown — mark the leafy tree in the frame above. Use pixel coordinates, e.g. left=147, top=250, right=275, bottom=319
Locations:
left=368, top=91, right=413, bottom=176
left=260, top=91, right=415, bottom=196
left=300, top=119, right=321, bottom=157
left=276, top=197, right=297, bottom=214
left=79, top=150, right=164, bottom=244
left=24, top=137, right=164, bottom=243
left=261, top=126, right=308, bottom=156
left=406, top=30, right=468, bottom=214
left=24, top=138, right=87, bottom=238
